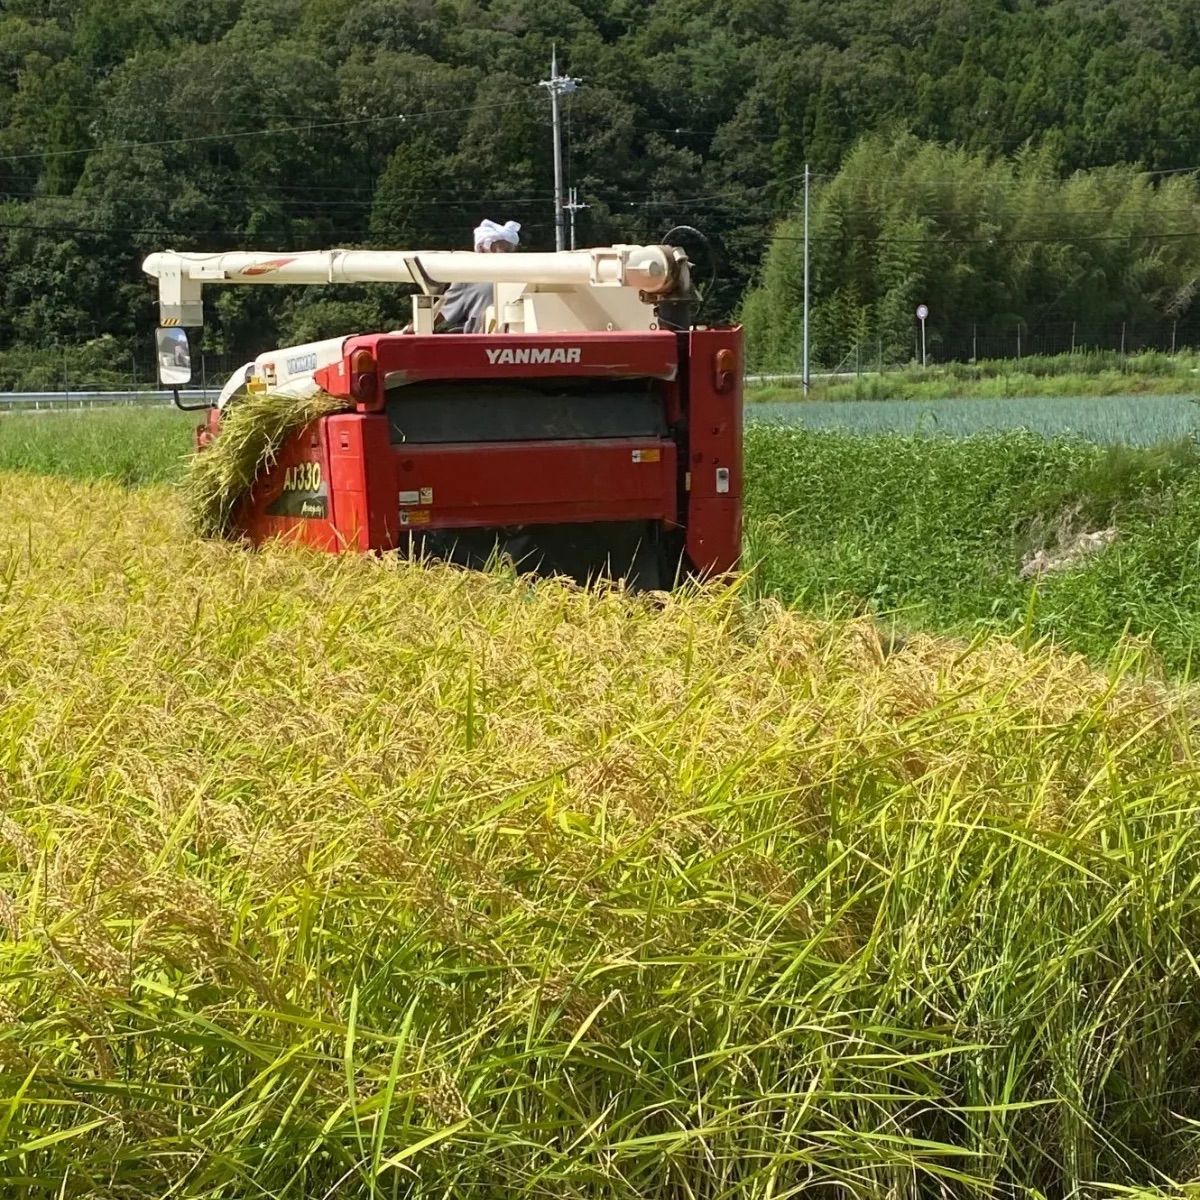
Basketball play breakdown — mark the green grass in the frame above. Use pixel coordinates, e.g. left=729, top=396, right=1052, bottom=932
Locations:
left=4, top=471, right=1200, bottom=1198
left=745, top=427, right=1200, bottom=674
left=0, top=407, right=196, bottom=485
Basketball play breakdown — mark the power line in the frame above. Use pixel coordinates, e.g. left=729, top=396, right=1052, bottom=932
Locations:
left=0, top=178, right=769, bottom=205
left=0, top=219, right=554, bottom=240
left=1137, top=165, right=1200, bottom=178
left=0, top=96, right=542, bottom=164
left=0, top=190, right=558, bottom=209
left=5, top=213, right=1191, bottom=250
left=795, top=206, right=1200, bottom=218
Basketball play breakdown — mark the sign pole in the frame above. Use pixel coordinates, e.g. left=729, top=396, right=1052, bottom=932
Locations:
left=916, top=303, right=929, bottom=368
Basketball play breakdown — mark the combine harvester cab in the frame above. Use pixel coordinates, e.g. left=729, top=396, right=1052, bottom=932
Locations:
left=145, top=241, right=742, bottom=590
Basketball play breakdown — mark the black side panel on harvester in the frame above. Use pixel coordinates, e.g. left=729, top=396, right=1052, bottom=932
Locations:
left=386, top=378, right=668, bottom=444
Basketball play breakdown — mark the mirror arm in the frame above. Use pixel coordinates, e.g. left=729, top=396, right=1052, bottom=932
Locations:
left=171, top=386, right=210, bottom=412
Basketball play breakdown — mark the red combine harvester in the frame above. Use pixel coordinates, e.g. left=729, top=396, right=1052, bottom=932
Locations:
left=143, top=239, right=742, bottom=589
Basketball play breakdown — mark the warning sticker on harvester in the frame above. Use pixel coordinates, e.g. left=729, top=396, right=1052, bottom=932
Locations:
left=399, top=510, right=431, bottom=526
left=632, top=448, right=661, bottom=463
left=399, top=487, right=435, bottom=506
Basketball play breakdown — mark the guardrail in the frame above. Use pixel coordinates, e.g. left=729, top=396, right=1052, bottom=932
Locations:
left=0, top=390, right=213, bottom=410
left=0, top=374, right=862, bottom=410
left=745, top=371, right=871, bottom=385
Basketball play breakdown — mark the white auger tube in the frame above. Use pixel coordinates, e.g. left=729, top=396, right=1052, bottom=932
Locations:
left=143, top=245, right=688, bottom=328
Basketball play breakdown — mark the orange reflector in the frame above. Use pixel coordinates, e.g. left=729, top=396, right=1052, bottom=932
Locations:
left=349, top=345, right=378, bottom=404
left=714, top=347, right=737, bottom=392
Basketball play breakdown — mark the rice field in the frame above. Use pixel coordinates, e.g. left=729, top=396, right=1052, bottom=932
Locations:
left=0, top=406, right=194, bottom=485
left=748, top=393, right=1200, bottom=445
left=2, top=470, right=1200, bottom=1197
left=6, top=406, right=1200, bottom=673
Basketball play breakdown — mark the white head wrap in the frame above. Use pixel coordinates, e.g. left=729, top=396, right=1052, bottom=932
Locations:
left=473, top=218, right=521, bottom=251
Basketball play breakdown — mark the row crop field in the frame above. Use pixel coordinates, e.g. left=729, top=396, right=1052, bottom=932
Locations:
left=1, top=468, right=1199, bottom=1198
left=748, top=393, right=1200, bottom=446
left=746, top=426, right=1200, bottom=675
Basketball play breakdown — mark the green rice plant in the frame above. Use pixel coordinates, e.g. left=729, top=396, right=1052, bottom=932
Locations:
left=0, top=472, right=1199, bottom=1197
left=181, top=389, right=347, bottom=538
left=0, top=407, right=196, bottom=485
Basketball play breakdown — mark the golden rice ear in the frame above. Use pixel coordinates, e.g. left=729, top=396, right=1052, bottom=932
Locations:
left=181, top=389, right=349, bottom=540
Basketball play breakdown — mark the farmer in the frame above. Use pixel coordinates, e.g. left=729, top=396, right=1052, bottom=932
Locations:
left=435, top=218, right=521, bottom=334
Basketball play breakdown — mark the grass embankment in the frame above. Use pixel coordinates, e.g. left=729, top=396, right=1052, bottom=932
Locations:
left=748, top=427, right=1200, bottom=674
left=752, top=349, right=1200, bottom=403
left=2, top=471, right=1200, bottom=1198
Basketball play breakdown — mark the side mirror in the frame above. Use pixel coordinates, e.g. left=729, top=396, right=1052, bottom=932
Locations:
left=156, top=326, right=192, bottom=386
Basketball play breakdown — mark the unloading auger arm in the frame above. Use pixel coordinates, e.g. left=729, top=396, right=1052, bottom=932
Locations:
left=142, top=245, right=691, bottom=328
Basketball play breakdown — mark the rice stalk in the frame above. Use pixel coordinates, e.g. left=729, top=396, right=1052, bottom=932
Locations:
left=181, top=388, right=348, bottom=539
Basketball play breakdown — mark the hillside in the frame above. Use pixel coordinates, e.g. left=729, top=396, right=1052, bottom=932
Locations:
left=4, top=0, right=1200, bottom=363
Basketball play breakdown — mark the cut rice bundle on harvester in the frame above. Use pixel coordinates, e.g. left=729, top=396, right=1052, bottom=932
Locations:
left=183, top=387, right=347, bottom=540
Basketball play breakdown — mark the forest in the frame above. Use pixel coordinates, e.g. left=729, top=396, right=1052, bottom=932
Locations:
left=4, top=0, right=1200, bottom=369
left=745, top=136, right=1200, bottom=369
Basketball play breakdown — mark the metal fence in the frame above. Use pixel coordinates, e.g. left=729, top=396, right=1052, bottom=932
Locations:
left=5, top=350, right=242, bottom=399
left=918, top=319, right=1199, bottom=364
left=818, top=318, right=1200, bottom=374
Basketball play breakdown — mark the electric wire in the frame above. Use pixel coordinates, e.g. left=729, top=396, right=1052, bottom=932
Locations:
left=0, top=96, right=545, bottom=163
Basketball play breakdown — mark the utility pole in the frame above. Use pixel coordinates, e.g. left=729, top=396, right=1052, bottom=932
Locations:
left=539, top=46, right=580, bottom=252
left=802, top=162, right=810, bottom=394
left=565, top=186, right=589, bottom=250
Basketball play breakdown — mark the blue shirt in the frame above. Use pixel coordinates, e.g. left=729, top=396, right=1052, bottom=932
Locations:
left=438, top=281, right=495, bottom=333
